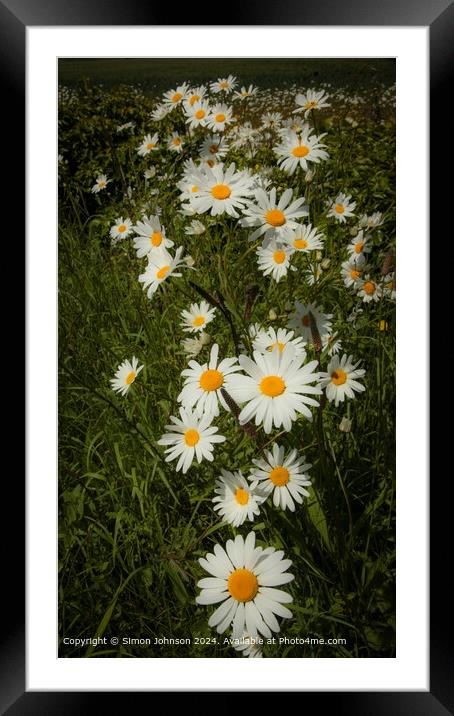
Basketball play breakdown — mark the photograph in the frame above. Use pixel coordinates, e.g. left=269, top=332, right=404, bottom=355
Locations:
left=58, top=57, right=396, bottom=659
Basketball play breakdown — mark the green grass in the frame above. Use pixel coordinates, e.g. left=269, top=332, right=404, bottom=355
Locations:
left=58, top=73, right=395, bottom=658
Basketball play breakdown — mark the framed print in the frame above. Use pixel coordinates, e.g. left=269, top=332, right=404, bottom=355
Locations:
left=2, top=0, right=448, bottom=708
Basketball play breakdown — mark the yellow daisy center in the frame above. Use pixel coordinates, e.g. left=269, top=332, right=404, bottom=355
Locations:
left=184, top=429, right=200, bottom=446
left=199, top=369, right=224, bottom=391
left=195, top=109, right=205, bottom=119
left=268, top=341, right=285, bottom=353
left=193, top=315, right=205, bottom=327
left=150, top=231, right=162, bottom=246
left=118, top=224, right=127, bottom=233
left=304, top=100, right=317, bottom=109
left=189, top=94, right=200, bottom=105
left=172, top=92, right=183, bottom=103
left=209, top=144, right=219, bottom=154
left=335, top=204, right=345, bottom=214
left=211, top=183, right=231, bottom=200
left=273, top=250, right=286, bottom=264
left=292, top=145, right=309, bottom=158
left=227, top=568, right=258, bottom=602
left=364, top=281, right=376, bottom=295
left=331, top=369, right=347, bottom=386
left=207, top=160, right=215, bottom=168
left=235, top=487, right=249, bottom=505
left=269, top=466, right=290, bottom=486
left=156, top=265, right=170, bottom=279
left=302, top=314, right=310, bottom=327
left=215, top=113, right=226, bottom=122
left=354, top=241, right=364, bottom=254
left=260, top=375, right=285, bottom=397
left=146, top=143, right=155, bottom=150
left=220, top=81, right=229, bottom=89
left=293, top=238, right=308, bottom=249
left=350, top=269, right=361, bottom=280
left=241, top=90, right=249, bottom=96
left=266, top=209, right=286, bottom=227
left=125, top=371, right=136, bottom=385
left=173, top=138, right=181, bottom=146
left=98, top=181, right=106, bottom=187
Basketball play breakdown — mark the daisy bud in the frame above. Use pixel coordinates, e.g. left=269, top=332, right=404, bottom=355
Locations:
left=284, top=301, right=293, bottom=312
left=315, top=250, right=323, bottom=261
left=339, top=417, right=352, bottom=433
left=200, top=332, right=211, bottom=345
left=268, top=309, right=278, bottom=321
left=321, top=258, right=331, bottom=270
left=185, top=255, right=195, bottom=267
left=350, top=227, right=359, bottom=237
left=305, top=169, right=314, bottom=183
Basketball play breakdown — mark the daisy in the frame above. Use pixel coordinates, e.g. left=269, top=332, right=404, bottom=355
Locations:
left=293, top=89, right=330, bottom=117
left=184, top=99, right=211, bottom=129
left=109, top=217, right=133, bottom=242
left=357, top=275, right=382, bottom=303
left=382, top=272, right=396, bottom=300
left=249, top=444, right=312, bottom=512
left=261, top=112, right=282, bottom=130
left=321, top=332, right=342, bottom=356
left=240, top=187, right=308, bottom=245
left=181, top=332, right=211, bottom=359
left=185, top=219, right=206, bottom=236
left=110, top=356, right=144, bottom=397
left=168, top=132, right=184, bottom=153
left=185, top=85, right=207, bottom=106
left=347, top=230, right=371, bottom=262
left=278, top=116, right=308, bottom=135
left=178, top=343, right=241, bottom=418
left=327, top=193, right=356, bottom=223
left=306, top=263, right=323, bottom=286
left=196, top=531, right=294, bottom=640
left=199, top=134, right=229, bottom=161
left=287, top=301, right=333, bottom=342
left=252, top=326, right=306, bottom=360
left=359, top=212, right=383, bottom=229
left=341, top=256, right=366, bottom=288
left=144, top=167, right=156, bottom=180
left=138, top=246, right=188, bottom=299
left=132, top=215, right=174, bottom=257
left=233, top=85, right=258, bottom=100
left=232, top=632, right=263, bottom=658
left=206, top=103, right=236, bottom=132
left=256, top=241, right=295, bottom=283
left=210, top=75, right=237, bottom=93
left=274, top=129, right=329, bottom=175
left=188, top=163, right=255, bottom=218
left=212, top=470, right=263, bottom=527
left=162, top=83, right=189, bottom=109
left=91, top=174, right=110, bottom=193
left=150, top=103, right=171, bottom=121
left=158, top=407, right=225, bottom=474
left=320, top=354, right=366, bottom=407
left=285, top=223, right=325, bottom=253
left=228, top=344, right=321, bottom=434
left=137, top=133, right=159, bottom=157
left=180, top=300, right=216, bottom=334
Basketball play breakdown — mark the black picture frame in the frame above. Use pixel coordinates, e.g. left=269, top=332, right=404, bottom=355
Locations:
left=5, top=0, right=447, bottom=709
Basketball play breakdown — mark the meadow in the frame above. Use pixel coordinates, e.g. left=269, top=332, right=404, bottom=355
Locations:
left=58, top=60, right=396, bottom=658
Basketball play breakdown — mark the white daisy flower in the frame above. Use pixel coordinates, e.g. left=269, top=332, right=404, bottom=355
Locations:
left=137, top=133, right=159, bottom=157
left=178, top=343, right=241, bottom=418
left=110, top=356, right=144, bottom=397
left=321, top=332, right=342, bottom=356
left=91, top=174, right=110, bottom=193
left=327, top=193, right=356, bottom=223
left=228, top=344, right=321, bottom=434
left=285, top=223, right=325, bottom=253
left=180, top=300, right=216, bottom=334
left=150, top=103, right=171, bottom=121
left=132, top=215, right=174, bottom=257
left=233, top=84, right=258, bottom=100
left=287, top=301, right=333, bottom=342
left=162, top=83, right=189, bottom=109
left=213, top=470, right=263, bottom=527
left=199, top=134, right=229, bottom=161
left=168, top=132, right=184, bottom=153
left=347, top=230, right=372, bottom=263
left=256, top=241, right=295, bottom=283
left=278, top=117, right=308, bottom=135
left=184, top=99, right=211, bottom=129
left=252, top=326, right=307, bottom=359
left=273, top=129, right=329, bottom=175
left=109, top=217, right=133, bottom=242
left=158, top=407, right=226, bottom=474
left=359, top=212, right=383, bottom=229
left=249, top=443, right=312, bottom=512
left=382, top=272, right=396, bottom=300
left=261, top=112, right=282, bottom=130
left=341, top=257, right=366, bottom=288
left=232, top=631, right=263, bottom=658
left=210, top=75, right=237, bottom=93
left=186, top=85, right=208, bottom=106
left=181, top=332, right=211, bottom=359
left=116, top=121, right=134, bottom=133
left=320, top=354, right=366, bottom=407
left=293, top=89, right=330, bottom=117
left=206, top=103, right=236, bottom=132
left=196, top=531, right=294, bottom=640
left=357, top=276, right=382, bottom=303
left=305, top=262, right=323, bottom=286
left=184, top=219, right=206, bottom=236
left=144, top=166, right=156, bottom=180
left=240, top=187, right=308, bottom=245
left=138, top=246, right=189, bottom=299
left=188, top=163, right=255, bottom=218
